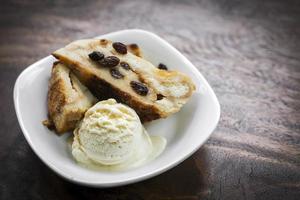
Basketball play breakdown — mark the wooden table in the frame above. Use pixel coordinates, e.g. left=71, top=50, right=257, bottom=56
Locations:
left=1, top=0, right=300, bottom=199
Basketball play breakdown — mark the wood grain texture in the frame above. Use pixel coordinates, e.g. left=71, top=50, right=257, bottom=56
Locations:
left=1, top=0, right=300, bottom=199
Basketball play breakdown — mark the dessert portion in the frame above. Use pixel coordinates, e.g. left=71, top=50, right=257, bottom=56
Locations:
left=72, top=99, right=166, bottom=169
left=45, top=62, right=97, bottom=133
left=52, top=39, right=195, bottom=122
left=42, top=37, right=196, bottom=171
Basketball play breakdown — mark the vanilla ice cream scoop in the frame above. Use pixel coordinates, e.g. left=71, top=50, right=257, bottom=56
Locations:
left=72, top=99, right=166, bottom=170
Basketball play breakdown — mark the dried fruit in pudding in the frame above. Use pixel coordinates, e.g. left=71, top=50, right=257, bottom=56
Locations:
left=53, top=39, right=195, bottom=122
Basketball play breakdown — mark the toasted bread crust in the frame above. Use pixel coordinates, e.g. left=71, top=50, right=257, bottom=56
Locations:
left=48, top=63, right=67, bottom=132
left=47, top=62, right=97, bottom=133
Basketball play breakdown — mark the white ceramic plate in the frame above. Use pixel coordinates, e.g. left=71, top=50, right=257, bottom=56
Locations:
left=14, top=29, right=220, bottom=187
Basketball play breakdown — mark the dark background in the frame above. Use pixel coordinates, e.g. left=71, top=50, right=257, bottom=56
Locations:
left=1, top=0, right=300, bottom=199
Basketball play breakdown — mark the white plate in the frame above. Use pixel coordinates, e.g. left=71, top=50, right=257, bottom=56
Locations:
left=14, top=29, right=220, bottom=187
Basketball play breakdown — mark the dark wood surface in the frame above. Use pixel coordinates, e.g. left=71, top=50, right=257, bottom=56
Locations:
left=1, top=0, right=300, bottom=199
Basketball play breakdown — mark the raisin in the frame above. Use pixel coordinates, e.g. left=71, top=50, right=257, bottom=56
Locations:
left=88, top=51, right=104, bottom=61
left=112, top=42, right=127, bottom=54
left=110, top=68, right=124, bottom=79
left=120, top=62, right=131, bottom=70
left=99, top=56, right=120, bottom=68
left=156, top=94, right=164, bottom=100
left=130, top=81, right=148, bottom=96
left=158, top=63, right=168, bottom=70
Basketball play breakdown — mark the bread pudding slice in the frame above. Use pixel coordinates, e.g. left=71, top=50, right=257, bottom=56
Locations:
left=52, top=39, right=195, bottom=122
left=45, top=62, right=97, bottom=133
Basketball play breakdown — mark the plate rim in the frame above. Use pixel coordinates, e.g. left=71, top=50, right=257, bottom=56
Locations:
left=14, top=29, right=221, bottom=187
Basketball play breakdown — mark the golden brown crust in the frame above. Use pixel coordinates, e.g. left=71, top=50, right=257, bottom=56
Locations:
left=46, top=62, right=97, bottom=133
left=47, top=62, right=67, bottom=130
